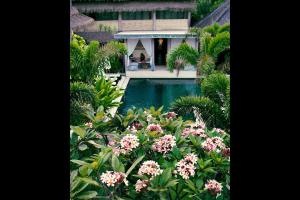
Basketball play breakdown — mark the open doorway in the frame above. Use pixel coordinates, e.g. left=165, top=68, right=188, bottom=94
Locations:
left=154, top=38, right=168, bottom=66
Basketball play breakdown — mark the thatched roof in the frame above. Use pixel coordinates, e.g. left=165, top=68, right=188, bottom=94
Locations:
left=75, top=31, right=114, bottom=43
left=73, top=1, right=196, bottom=13
left=70, top=6, right=95, bottom=32
left=194, top=0, right=230, bottom=28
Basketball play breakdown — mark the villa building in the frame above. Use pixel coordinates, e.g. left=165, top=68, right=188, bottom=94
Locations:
left=72, top=0, right=198, bottom=73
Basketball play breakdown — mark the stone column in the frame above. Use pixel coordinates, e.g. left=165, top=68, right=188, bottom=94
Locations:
left=152, top=11, right=156, bottom=31
left=118, top=12, right=122, bottom=32
left=187, top=11, right=191, bottom=27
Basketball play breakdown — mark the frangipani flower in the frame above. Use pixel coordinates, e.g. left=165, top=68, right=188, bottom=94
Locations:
left=100, top=171, right=127, bottom=187
left=138, top=160, right=163, bottom=177
left=152, top=134, right=176, bottom=154
left=175, top=153, right=198, bottom=179
left=204, top=179, right=223, bottom=196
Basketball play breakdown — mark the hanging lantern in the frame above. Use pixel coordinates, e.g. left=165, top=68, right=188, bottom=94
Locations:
left=158, top=38, right=164, bottom=46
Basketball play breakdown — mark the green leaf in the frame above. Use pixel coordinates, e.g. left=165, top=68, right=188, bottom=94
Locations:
left=165, top=179, right=178, bottom=187
left=125, top=155, right=145, bottom=176
left=79, top=144, right=88, bottom=151
left=171, top=147, right=181, bottom=160
left=80, top=177, right=100, bottom=187
left=71, top=126, right=86, bottom=139
left=147, top=187, right=167, bottom=192
left=71, top=160, right=89, bottom=166
left=70, top=170, right=78, bottom=183
left=77, top=191, right=97, bottom=199
left=189, top=135, right=198, bottom=146
left=160, top=168, right=172, bottom=185
left=175, top=128, right=182, bottom=142
left=79, top=165, right=89, bottom=176
left=196, top=179, right=204, bottom=189
left=72, top=182, right=89, bottom=197
left=185, top=179, right=196, bottom=191
left=99, top=151, right=112, bottom=166
left=111, top=154, right=125, bottom=172
left=87, top=140, right=101, bottom=148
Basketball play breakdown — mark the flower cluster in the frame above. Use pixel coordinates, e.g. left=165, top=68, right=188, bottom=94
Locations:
left=152, top=134, right=176, bottom=154
left=182, top=127, right=207, bottom=138
left=135, top=179, right=149, bottom=192
left=175, top=153, right=198, bottom=179
left=100, top=171, right=128, bottom=187
left=126, top=125, right=137, bottom=134
left=165, top=112, right=177, bottom=119
left=201, top=138, right=217, bottom=152
left=132, top=121, right=143, bottom=130
left=147, top=124, right=163, bottom=134
left=84, top=122, right=93, bottom=128
left=120, top=134, right=140, bottom=154
left=201, top=136, right=227, bottom=153
left=127, top=121, right=143, bottom=134
left=204, top=179, right=223, bottom=196
left=221, top=147, right=230, bottom=157
left=138, top=160, right=163, bottom=177
left=213, top=128, right=226, bottom=135
left=211, top=137, right=225, bottom=149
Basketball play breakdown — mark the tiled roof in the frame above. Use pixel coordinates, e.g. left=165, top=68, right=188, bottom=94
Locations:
left=75, top=31, right=114, bottom=43
left=73, top=1, right=196, bottom=13
left=194, top=0, right=230, bottom=28
left=70, top=6, right=94, bottom=32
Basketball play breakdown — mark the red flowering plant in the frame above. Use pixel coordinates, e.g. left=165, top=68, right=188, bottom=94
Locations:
left=70, top=106, right=230, bottom=200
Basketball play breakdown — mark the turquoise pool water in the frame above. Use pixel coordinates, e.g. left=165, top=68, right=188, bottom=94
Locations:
left=118, top=78, right=201, bottom=114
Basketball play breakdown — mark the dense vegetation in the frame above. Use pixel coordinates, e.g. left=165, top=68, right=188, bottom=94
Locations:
left=70, top=7, right=230, bottom=199
left=191, top=0, right=225, bottom=23
left=70, top=34, right=126, bottom=125
left=166, top=43, right=199, bottom=76
left=166, top=23, right=230, bottom=132
left=70, top=107, right=230, bottom=200
left=171, top=73, right=230, bottom=132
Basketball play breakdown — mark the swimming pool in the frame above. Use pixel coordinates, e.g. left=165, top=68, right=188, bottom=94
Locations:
left=118, top=78, right=201, bottom=114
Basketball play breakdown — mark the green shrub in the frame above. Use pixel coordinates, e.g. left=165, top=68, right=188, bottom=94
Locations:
left=207, top=32, right=230, bottom=60
left=167, top=42, right=199, bottom=73
left=202, top=72, right=230, bottom=106
left=197, top=54, right=215, bottom=76
left=94, top=77, right=124, bottom=111
left=70, top=82, right=97, bottom=125
left=70, top=39, right=101, bottom=84
left=170, top=96, right=226, bottom=129
left=202, top=23, right=230, bottom=37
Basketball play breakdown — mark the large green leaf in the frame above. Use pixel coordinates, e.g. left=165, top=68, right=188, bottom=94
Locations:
left=111, top=155, right=125, bottom=172
left=160, top=168, right=172, bottom=185
left=185, top=179, right=196, bottom=192
left=77, top=191, right=97, bottom=199
left=80, top=177, right=100, bottom=187
left=71, top=160, right=89, bottom=166
left=165, top=179, right=178, bottom=187
left=71, top=126, right=86, bottom=138
left=125, top=155, right=145, bottom=176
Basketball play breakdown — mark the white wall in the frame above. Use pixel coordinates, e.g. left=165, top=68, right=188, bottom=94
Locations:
left=170, top=38, right=197, bottom=50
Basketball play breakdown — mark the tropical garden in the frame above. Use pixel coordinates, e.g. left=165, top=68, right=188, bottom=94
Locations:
left=70, top=20, right=230, bottom=199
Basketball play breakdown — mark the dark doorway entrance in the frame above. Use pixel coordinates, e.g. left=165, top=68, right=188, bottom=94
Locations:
left=154, top=38, right=168, bottom=66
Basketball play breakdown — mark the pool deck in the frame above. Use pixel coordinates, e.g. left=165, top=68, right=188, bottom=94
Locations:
left=108, top=76, right=130, bottom=117
left=126, top=67, right=198, bottom=78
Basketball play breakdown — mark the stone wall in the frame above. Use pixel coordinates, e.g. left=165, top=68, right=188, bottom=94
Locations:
left=156, top=19, right=188, bottom=30
left=121, top=20, right=153, bottom=31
